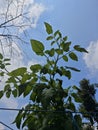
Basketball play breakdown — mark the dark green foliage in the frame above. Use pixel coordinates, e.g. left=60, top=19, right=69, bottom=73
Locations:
left=78, top=79, right=98, bottom=125
left=1, top=23, right=88, bottom=130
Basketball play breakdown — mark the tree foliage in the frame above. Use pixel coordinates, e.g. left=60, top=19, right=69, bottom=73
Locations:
left=78, top=79, right=98, bottom=126
left=0, top=22, right=89, bottom=130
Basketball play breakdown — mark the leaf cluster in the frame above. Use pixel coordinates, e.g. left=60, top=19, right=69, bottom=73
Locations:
left=0, top=23, right=88, bottom=130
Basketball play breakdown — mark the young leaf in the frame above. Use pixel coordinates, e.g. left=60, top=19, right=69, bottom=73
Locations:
left=30, top=64, right=42, bottom=73
left=69, top=52, right=78, bottom=61
left=8, top=67, right=27, bottom=77
left=46, top=36, right=54, bottom=40
left=64, top=70, right=71, bottom=79
left=44, top=22, right=53, bottom=34
left=54, top=30, right=62, bottom=38
left=62, top=42, right=71, bottom=52
left=31, top=39, right=44, bottom=56
left=65, top=66, right=80, bottom=72
left=55, top=49, right=63, bottom=55
left=74, top=45, right=88, bottom=53
left=63, top=36, right=68, bottom=41
left=62, top=55, right=68, bottom=62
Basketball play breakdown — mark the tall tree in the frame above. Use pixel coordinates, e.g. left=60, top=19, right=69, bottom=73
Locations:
left=78, top=79, right=98, bottom=126
left=0, top=23, right=88, bottom=130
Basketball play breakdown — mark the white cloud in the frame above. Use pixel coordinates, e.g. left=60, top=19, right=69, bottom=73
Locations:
left=0, top=0, right=46, bottom=32
left=83, top=41, right=98, bottom=73
left=0, top=124, right=5, bottom=130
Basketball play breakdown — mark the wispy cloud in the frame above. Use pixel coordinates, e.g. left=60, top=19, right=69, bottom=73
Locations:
left=83, top=41, right=98, bottom=74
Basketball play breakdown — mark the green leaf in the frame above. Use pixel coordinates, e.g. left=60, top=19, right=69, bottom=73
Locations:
left=54, top=30, right=62, bottom=38
left=74, top=45, right=88, bottom=53
left=30, top=64, right=42, bottom=73
left=5, top=63, right=11, bottom=66
left=3, top=58, right=10, bottom=61
left=45, top=48, right=55, bottom=57
left=13, top=111, right=23, bottom=129
left=72, top=85, right=80, bottom=91
left=0, top=72, right=4, bottom=76
left=64, top=70, right=71, bottom=79
left=71, top=93, right=82, bottom=103
left=62, top=55, right=68, bottom=62
left=24, top=85, right=32, bottom=97
left=63, top=36, right=68, bottom=41
left=0, top=53, right=3, bottom=59
left=8, top=67, right=27, bottom=77
left=30, top=92, right=37, bottom=101
left=6, top=91, right=11, bottom=98
left=12, top=89, right=17, bottom=97
left=40, top=66, right=48, bottom=74
left=51, top=41, right=55, bottom=46
left=4, top=84, right=10, bottom=92
left=56, top=69, right=62, bottom=76
left=69, top=52, right=78, bottom=61
left=60, top=67, right=71, bottom=79
left=62, top=42, right=71, bottom=52
left=0, top=91, right=4, bottom=98
left=18, top=82, right=30, bottom=96
left=55, top=49, right=63, bottom=55
left=65, top=66, right=80, bottom=72
left=46, top=36, right=54, bottom=40
left=44, top=22, right=53, bottom=34
left=0, top=64, right=5, bottom=69
left=31, top=39, right=44, bottom=56
left=49, top=48, right=55, bottom=57
left=40, top=76, right=48, bottom=82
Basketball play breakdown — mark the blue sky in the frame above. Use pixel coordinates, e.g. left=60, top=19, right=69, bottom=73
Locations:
left=0, top=0, right=98, bottom=129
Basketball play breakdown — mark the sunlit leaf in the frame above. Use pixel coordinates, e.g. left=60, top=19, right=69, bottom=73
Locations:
left=74, top=45, right=88, bottom=53
left=61, top=42, right=71, bottom=52
left=44, top=22, right=53, bottom=34
left=55, top=49, right=63, bottom=55
left=31, top=39, right=44, bottom=56
left=54, top=30, right=62, bottom=38
left=69, top=52, right=78, bottom=61
left=30, top=64, right=42, bottom=73
left=45, top=48, right=55, bottom=57
left=8, top=67, right=27, bottom=77
left=46, top=36, right=54, bottom=40
left=63, top=36, right=68, bottom=41
left=63, top=55, right=68, bottom=62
